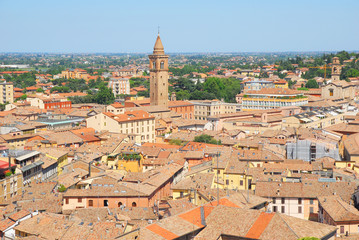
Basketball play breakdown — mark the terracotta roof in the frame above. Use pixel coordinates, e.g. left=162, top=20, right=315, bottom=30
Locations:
left=318, top=195, right=359, bottom=222
left=8, top=209, right=31, bottom=221
left=255, top=181, right=356, bottom=202
left=103, top=110, right=154, bottom=123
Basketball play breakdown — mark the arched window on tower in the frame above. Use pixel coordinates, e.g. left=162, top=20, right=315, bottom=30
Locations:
left=153, top=61, right=156, bottom=69
left=160, top=61, right=164, bottom=69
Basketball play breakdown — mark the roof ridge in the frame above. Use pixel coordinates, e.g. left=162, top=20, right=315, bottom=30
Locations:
left=276, top=213, right=299, bottom=239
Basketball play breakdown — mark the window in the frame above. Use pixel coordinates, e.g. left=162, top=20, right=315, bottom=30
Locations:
left=298, top=206, right=302, bottom=213
left=132, top=202, right=137, bottom=207
left=273, top=206, right=277, bottom=212
left=329, top=89, right=334, bottom=97
left=281, top=206, right=285, bottom=213
left=104, top=200, right=109, bottom=207
left=89, top=200, right=93, bottom=207
left=310, top=207, right=314, bottom=213
left=226, top=180, right=229, bottom=185
left=281, top=198, right=285, bottom=204
left=340, top=226, right=344, bottom=234
left=240, top=180, right=243, bottom=186
left=160, top=61, right=164, bottom=69
left=310, top=199, right=314, bottom=205
left=272, top=198, right=276, bottom=204
left=298, top=198, right=302, bottom=204
left=78, top=198, right=82, bottom=203
left=65, top=198, right=69, bottom=204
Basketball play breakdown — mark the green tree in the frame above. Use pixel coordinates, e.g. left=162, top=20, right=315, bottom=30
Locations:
left=94, top=86, right=115, bottom=105
left=36, top=88, right=44, bottom=93
left=305, top=79, right=319, bottom=89
left=58, top=184, right=67, bottom=192
left=194, top=134, right=221, bottom=145
left=169, top=139, right=183, bottom=146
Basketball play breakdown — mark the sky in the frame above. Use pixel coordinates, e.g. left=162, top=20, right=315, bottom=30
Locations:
left=0, top=0, right=358, bottom=53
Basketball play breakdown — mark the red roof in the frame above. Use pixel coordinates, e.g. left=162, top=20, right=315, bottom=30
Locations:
left=26, top=86, right=38, bottom=90
left=0, top=160, right=16, bottom=169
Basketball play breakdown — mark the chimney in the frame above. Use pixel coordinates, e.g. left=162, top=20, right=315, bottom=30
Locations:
left=88, top=162, right=92, bottom=176
left=8, top=155, right=11, bottom=171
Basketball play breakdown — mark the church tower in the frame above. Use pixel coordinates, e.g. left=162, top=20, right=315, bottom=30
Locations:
left=149, top=34, right=169, bottom=108
left=331, top=57, right=341, bottom=81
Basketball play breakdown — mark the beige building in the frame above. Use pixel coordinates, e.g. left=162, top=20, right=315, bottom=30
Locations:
left=190, top=99, right=238, bottom=120
left=321, top=80, right=355, bottom=100
left=238, top=88, right=308, bottom=111
left=0, top=82, right=14, bottom=104
left=318, top=195, right=359, bottom=237
left=149, top=34, right=169, bottom=108
left=86, top=110, right=156, bottom=143
left=105, top=102, right=125, bottom=114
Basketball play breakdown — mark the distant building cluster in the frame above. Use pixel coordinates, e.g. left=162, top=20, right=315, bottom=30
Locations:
left=0, top=36, right=359, bottom=239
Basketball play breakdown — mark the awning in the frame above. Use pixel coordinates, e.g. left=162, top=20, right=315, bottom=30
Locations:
left=300, top=118, right=312, bottom=123
left=20, top=161, right=44, bottom=172
left=16, top=151, right=40, bottom=161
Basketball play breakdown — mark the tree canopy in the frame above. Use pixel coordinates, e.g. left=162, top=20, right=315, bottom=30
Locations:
left=305, top=79, right=319, bottom=89
left=194, top=134, right=221, bottom=145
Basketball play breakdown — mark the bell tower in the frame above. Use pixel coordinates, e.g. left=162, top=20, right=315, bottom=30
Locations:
left=149, top=34, right=169, bottom=108
left=331, top=57, right=341, bottom=81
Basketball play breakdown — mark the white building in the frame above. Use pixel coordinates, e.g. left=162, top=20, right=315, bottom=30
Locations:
left=108, top=78, right=130, bottom=96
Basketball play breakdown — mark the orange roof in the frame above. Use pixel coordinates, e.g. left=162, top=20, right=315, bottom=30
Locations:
left=245, top=212, right=275, bottom=239
left=142, top=142, right=181, bottom=149
left=70, top=127, right=95, bottom=135
left=26, top=86, right=38, bottom=90
left=145, top=224, right=179, bottom=239
left=103, top=110, right=154, bottom=123
left=110, top=102, right=124, bottom=108
left=245, top=88, right=303, bottom=96
left=181, top=142, right=223, bottom=151
left=168, top=100, right=193, bottom=107
left=205, top=198, right=240, bottom=208
left=178, top=206, right=214, bottom=228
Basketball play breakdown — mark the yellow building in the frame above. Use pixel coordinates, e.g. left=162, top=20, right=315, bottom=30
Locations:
left=274, top=79, right=288, bottom=89
left=107, top=152, right=144, bottom=172
left=61, top=68, right=90, bottom=81
left=0, top=82, right=14, bottom=104
left=41, top=148, right=68, bottom=175
left=0, top=162, right=23, bottom=203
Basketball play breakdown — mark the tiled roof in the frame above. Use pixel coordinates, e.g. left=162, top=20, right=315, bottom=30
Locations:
left=318, top=195, right=359, bottom=222
left=255, top=181, right=356, bottom=202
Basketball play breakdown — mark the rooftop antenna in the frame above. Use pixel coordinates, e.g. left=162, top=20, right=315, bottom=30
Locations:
left=158, top=26, right=160, bottom=35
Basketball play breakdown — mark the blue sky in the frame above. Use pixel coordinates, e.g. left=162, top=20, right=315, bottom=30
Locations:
left=0, top=0, right=358, bottom=53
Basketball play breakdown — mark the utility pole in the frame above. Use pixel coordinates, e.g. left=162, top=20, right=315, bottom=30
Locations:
left=246, top=159, right=249, bottom=203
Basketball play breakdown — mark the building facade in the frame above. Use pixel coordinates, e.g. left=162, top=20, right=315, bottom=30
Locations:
left=108, top=78, right=130, bottom=96
left=0, top=82, right=14, bottom=104
left=190, top=100, right=238, bottom=120
left=86, top=110, right=156, bottom=143
left=239, top=88, right=308, bottom=111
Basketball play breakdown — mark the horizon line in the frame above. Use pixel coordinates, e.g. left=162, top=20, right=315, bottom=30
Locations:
left=0, top=50, right=358, bottom=55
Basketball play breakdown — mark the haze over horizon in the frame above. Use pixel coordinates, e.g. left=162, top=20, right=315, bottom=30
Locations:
left=1, top=0, right=358, bottom=53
